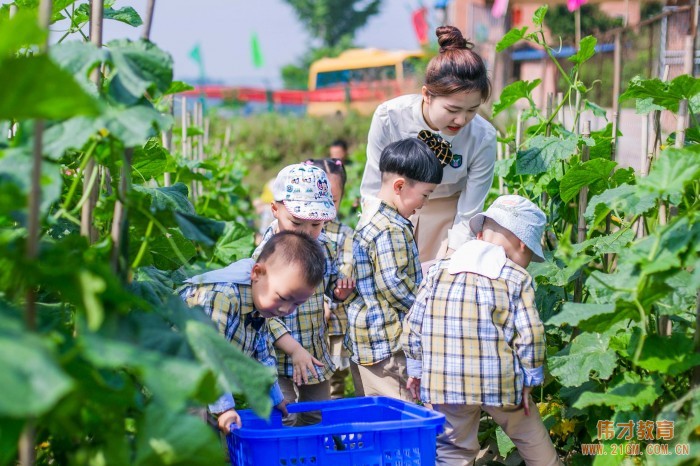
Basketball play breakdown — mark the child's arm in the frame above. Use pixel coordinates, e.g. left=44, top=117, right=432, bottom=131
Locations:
left=512, top=274, right=546, bottom=403
left=372, top=228, right=420, bottom=313
left=273, top=331, right=324, bottom=385
left=217, top=408, right=241, bottom=433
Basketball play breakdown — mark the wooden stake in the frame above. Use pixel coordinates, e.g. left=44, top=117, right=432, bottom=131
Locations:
left=612, top=32, right=622, bottom=126
left=573, top=121, right=591, bottom=305
left=141, top=0, right=156, bottom=41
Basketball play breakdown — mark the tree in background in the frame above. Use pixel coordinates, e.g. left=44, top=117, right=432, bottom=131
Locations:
left=281, top=0, right=384, bottom=89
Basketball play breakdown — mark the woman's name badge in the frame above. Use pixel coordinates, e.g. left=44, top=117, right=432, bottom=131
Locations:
left=450, top=154, right=463, bottom=168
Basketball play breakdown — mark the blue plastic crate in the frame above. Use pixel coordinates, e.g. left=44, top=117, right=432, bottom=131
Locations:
left=227, top=396, right=445, bottom=466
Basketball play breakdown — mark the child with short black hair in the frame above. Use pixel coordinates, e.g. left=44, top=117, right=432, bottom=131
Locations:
left=346, top=137, right=443, bottom=401
left=403, top=195, right=561, bottom=466
left=178, top=231, right=326, bottom=433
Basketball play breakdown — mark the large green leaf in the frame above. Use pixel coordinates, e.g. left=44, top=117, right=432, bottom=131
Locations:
left=185, top=320, right=276, bottom=417
left=174, top=212, right=226, bottom=247
left=532, top=5, right=548, bottom=25
left=0, top=9, right=46, bottom=59
left=133, top=404, right=222, bottom=466
left=496, top=27, right=527, bottom=52
left=72, top=3, right=143, bottom=28
left=585, top=184, right=657, bottom=226
left=107, top=39, right=173, bottom=105
left=0, top=150, right=63, bottom=215
left=214, top=222, right=256, bottom=264
left=573, top=372, right=663, bottom=411
left=149, top=228, right=196, bottom=271
left=572, top=229, right=635, bottom=255
left=133, top=183, right=194, bottom=215
left=547, top=302, right=637, bottom=333
left=131, top=138, right=170, bottom=181
left=50, top=41, right=106, bottom=96
left=638, top=146, right=700, bottom=201
left=492, top=79, right=540, bottom=116
left=0, top=417, right=23, bottom=465
left=516, top=134, right=578, bottom=175
left=99, top=105, right=172, bottom=147
left=549, top=332, right=617, bottom=387
left=559, top=158, right=616, bottom=202
left=0, top=315, right=73, bottom=417
left=41, top=116, right=99, bottom=160
left=0, top=54, right=101, bottom=120
left=634, top=333, right=700, bottom=375
left=620, top=74, right=700, bottom=113
left=568, top=36, right=597, bottom=65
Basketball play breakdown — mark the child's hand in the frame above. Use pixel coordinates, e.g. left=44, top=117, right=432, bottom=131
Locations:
left=521, top=386, right=532, bottom=416
left=291, top=346, right=324, bottom=385
left=217, top=408, right=242, bottom=434
left=275, top=399, right=289, bottom=417
left=324, top=301, right=332, bottom=323
left=407, top=377, right=421, bottom=401
left=333, top=277, right=356, bottom=301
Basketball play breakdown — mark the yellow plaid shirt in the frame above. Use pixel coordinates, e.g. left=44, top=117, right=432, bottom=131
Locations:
left=323, top=219, right=354, bottom=337
left=345, top=201, right=422, bottom=365
left=253, top=222, right=338, bottom=383
left=402, top=254, right=546, bottom=406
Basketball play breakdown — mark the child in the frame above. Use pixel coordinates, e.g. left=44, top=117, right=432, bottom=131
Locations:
left=345, top=138, right=443, bottom=401
left=178, top=231, right=326, bottom=434
left=305, top=158, right=354, bottom=399
left=255, top=163, right=354, bottom=425
left=402, top=195, right=561, bottom=466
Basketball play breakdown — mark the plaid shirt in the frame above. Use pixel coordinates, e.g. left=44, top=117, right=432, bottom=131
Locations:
left=402, top=246, right=546, bottom=406
left=323, top=219, right=354, bottom=336
left=253, top=222, right=338, bottom=382
left=177, top=279, right=282, bottom=412
left=346, top=202, right=422, bottom=365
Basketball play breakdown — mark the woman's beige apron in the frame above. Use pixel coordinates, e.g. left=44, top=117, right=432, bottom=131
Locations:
left=410, top=191, right=460, bottom=269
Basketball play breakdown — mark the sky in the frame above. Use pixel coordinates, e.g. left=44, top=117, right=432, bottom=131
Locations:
left=83, top=0, right=428, bottom=88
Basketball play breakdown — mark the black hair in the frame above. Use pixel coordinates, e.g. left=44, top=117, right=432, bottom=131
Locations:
left=330, top=139, right=348, bottom=151
left=379, top=138, right=443, bottom=185
left=304, top=158, right=347, bottom=196
left=256, top=231, right=325, bottom=288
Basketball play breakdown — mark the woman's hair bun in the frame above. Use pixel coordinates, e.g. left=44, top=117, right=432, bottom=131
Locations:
left=436, top=25, right=473, bottom=52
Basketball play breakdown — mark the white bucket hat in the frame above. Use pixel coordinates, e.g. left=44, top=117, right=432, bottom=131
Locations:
left=271, top=164, right=336, bottom=221
left=469, top=195, right=547, bottom=262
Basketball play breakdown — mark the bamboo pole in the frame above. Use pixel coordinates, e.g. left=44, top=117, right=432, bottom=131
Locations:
left=162, top=96, right=173, bottom=187
left=21, top=3, right=51, bottom=463
left=612, top=32, right=622, bottom=132
left=81, top=0, right=103, bottom=243
left=573, top=121, right=591, bottom=306
left=694, top=290, right=700, bottom=388
left=141, top=0, right=156, bottom=41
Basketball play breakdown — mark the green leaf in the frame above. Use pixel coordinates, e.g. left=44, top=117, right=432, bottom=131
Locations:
left=214, top=222, right=256, bottom=264
left=79, top=270, right=107, bottom=331
left=585, top=184, right=657, bottom=226
left=584, top=100, right=608, bottom=119
left=569, top=36, right=597, bottom=65
left=131, top=138, right=169, bottom=181
left=546, top=302, right=636, bottom=333
left=0, top=151, right=63, bottom=215
left=164, top=80, right=194, bottom=95
left=50, top=41, right=106, bottom=96
left=620, top=74, right=700, bottom=113
left=148, top=228, right=196, bottom=271
left=0, top=316, right=74, bottom=417
left=133, top=183, right=194, bottom=214
left=572, top=229, right=635, bottom=255
left=0, top=417, right=23, bottom=465
left=492, top=79, right=540, bottom=116
left=496, top=27, right=527, bottom=52
left=185, top=320, right=276, bottom=417
left=573, top=372, right=663, bottom=411
left=496, top=426, right=516, bottom=457
left=549, top=332, right=617, bottom=387
left=559, top=158, right=616, bottom=202
left=99, top=105, right=172, bottom=147
left=41, top=116, right=98, bottom=160
left=0, top=55, right=101, bottom=120
left=532, top=5, right=548, bottom=26
left=516, top=134, right=578, bottom=175
left=638, top=146, right=700, bottom=200
left=174, top=212, right=226, bottom=247
left=635, top=333, right=700, bottom=375
left=133, top=404, right=222, bottom=466
left=103, top=6, right=143, bottom=26
left=107, top=39, right=173, bottom=105
left=635, top=97, right=665, bottom=114
left=0, top=9, right=46, bottom=59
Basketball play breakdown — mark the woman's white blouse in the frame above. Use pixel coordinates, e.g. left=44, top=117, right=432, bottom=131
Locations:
left=360, top=94, right=497, bottom=250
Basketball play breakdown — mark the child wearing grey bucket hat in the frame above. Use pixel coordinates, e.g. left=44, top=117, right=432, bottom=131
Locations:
left=403, top=195, right=561, bottom=465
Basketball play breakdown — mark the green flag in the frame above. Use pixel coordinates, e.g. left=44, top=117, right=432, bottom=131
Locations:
left=250, top=32, right=264, bottom=69
left=189, top=43, right=202, bottom=65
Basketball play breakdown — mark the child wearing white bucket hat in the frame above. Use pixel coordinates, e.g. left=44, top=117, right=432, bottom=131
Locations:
left=403, top=195, right=561, bottom=466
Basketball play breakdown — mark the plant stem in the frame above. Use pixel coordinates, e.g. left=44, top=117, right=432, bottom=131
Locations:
left=632, top=299, right=648, bottom=364
left=131, top=219, right=154, bottom=269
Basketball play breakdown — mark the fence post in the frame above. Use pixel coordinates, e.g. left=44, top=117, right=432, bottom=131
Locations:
left=573, top=121, right=591, bottom=306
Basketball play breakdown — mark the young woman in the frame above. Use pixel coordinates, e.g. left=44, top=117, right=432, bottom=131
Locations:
left=360, top=25, right=496, bottom=266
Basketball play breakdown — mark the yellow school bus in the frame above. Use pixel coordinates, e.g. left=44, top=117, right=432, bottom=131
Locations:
left=307, top=48, right=425, bottom=116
